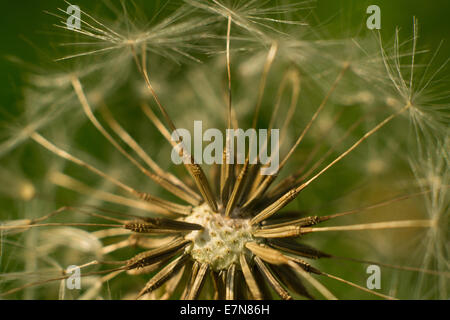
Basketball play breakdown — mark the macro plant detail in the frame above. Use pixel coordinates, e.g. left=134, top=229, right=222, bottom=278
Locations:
left=0, top=0, right=448, bottom=300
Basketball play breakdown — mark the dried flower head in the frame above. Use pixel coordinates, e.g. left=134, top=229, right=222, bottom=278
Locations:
left=0, top=0, right=448, bottom=300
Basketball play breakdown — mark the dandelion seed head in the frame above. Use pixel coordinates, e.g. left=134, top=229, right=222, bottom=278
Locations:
left=2, top=1, right=447, bottom=301
left=184, top=204, right=254, bottom=271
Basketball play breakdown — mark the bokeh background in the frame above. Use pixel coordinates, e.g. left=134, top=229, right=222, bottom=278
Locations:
left=2, top=0, right=450, bottom=109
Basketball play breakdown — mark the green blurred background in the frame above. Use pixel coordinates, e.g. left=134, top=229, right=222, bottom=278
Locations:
left=1, top=0, right=449, bottom=112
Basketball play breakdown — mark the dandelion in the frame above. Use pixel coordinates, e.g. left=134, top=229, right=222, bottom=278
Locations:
left=0, top=1, right=448, bottom=300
